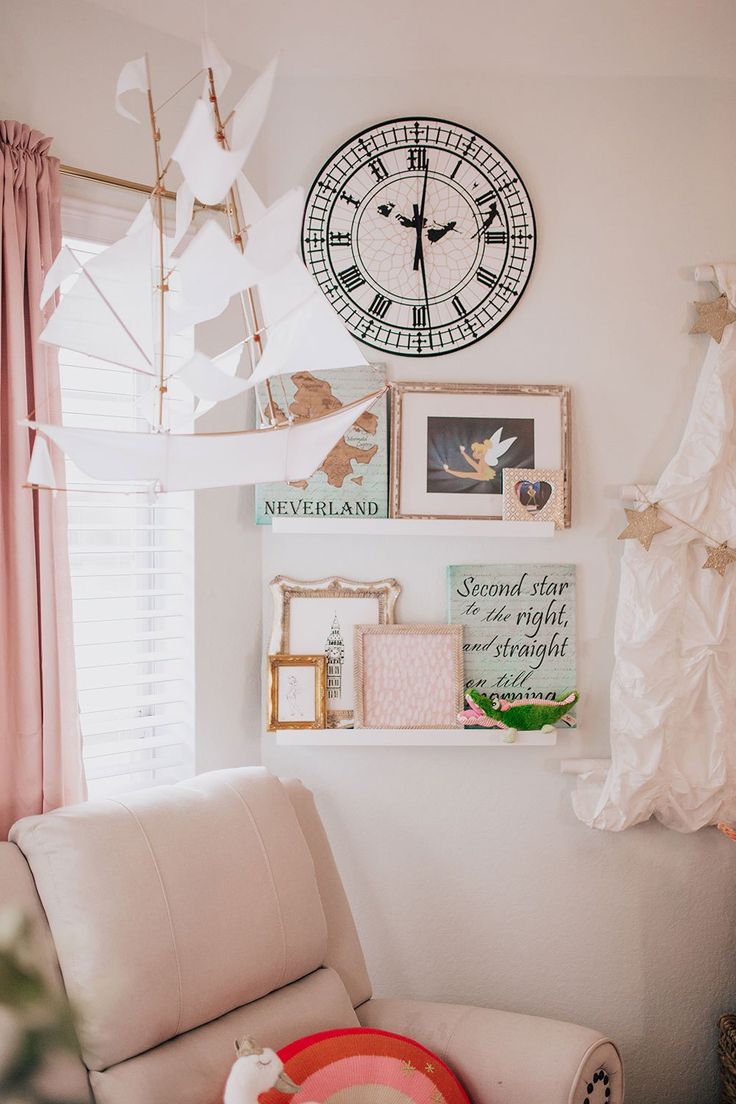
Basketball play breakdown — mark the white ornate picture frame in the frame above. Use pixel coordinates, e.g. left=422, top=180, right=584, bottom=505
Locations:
left=269, top=576, right=401, bottom=728
left=354, top=624, right=464, bottom=730
left=502, top=467, right=565, bottom=529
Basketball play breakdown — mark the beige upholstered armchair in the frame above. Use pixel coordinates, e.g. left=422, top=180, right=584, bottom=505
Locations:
left=0, top=768, right=623, bottom=1104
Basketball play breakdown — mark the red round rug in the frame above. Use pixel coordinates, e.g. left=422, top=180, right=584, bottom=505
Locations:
left=259, top=1028, right=470, bottom=1104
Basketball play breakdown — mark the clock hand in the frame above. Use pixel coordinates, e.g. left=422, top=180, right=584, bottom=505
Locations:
left=417, top=249, right=433, bottom=351
left=413, top=162, right=430, bottom=272
left=411, top=203, right=422, bottom=271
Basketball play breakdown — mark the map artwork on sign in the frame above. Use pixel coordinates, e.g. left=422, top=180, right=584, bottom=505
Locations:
left=447, top=563, right=577, bottom=725
left=255, top=364, right=389, bottom=524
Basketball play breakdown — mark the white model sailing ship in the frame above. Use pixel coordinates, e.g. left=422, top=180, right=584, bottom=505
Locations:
left=25, top=40, right=384, bottom=493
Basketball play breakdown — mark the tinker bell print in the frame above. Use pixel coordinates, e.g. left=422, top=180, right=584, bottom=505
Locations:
left=442, top=427, right=517, bottom=483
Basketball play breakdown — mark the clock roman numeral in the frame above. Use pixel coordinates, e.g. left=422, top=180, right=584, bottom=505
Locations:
left=368, top=158, right=389, bottom=182
left=451, top=295, right=467, bottom=317
left=329, top=231, right=352, bottom=247
left=412, top=305, right=427, bottom=328
left=368, top=293, right=392, bottom=319
left=485, top=230, right=506, bottom=245
left=476, top=266, right=497, bottom=288
left=407, top=147, right=428, bottom=171
left=338, top=265, right=366, bottom=293
left=475, top=189, right=496, bottom=206
left=340, top=190, right=361, bottom=208
left=449, top=158, right=463, bottom=180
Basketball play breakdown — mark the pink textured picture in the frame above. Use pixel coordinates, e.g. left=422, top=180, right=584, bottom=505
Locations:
left=354, top=625, right=463, bottom=729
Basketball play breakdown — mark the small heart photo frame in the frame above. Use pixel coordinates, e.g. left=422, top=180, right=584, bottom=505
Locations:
left=502, top=467, right=565, bottom=529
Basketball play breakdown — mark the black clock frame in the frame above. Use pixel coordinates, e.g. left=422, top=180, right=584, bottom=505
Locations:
left=301, top=115, right=537, bottom=358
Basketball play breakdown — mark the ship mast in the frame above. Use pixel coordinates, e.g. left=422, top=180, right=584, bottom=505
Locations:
left=144, top=55, right=169, bottom=430
left=206, top=67, right=282, bottom=427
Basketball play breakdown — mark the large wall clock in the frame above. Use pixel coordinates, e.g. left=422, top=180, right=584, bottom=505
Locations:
left=301, top=116, right=536, bottom=357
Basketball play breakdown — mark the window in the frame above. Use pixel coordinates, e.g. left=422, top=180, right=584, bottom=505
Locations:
left=59, top=234, right=195, bottom=797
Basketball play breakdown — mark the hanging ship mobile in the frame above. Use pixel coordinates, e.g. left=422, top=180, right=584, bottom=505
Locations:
left=25, top=41, right=385, bottom=493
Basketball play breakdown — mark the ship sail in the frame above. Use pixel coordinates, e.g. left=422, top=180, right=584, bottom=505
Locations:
left=25, top=390, right=385, bottom=492
left=239, top=292, right=369, bottom=390
left=229, top=57, right=278, bottom=159
left=39, top=213, right=156, bottom=374
left=171, top=97, right=250, bottom=206
left=26, top=40, right=379, bottom=493
left=168, top=218, right=260, bottom=331
left=115, top=56, right=148, bottom=123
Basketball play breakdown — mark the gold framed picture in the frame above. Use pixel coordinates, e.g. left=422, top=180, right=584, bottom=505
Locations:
left=267, top=654, right=327, bottom=731
left=390, top=381, right=571, bottom=524
left=502, top=467, right=566, bottom=529
left=354, top=624, right=464, bottom=730
left=268, top=575, right=401, bottom=728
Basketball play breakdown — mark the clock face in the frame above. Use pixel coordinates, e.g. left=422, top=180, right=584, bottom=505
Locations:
left=302, top=117, right=536, bottom=357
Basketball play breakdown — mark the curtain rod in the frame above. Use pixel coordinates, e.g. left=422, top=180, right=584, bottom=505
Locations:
left=59, top=163, right=225, bottom=212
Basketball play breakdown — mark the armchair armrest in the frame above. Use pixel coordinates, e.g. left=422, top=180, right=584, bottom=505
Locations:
left=357, top=998, right=622, bottom=1104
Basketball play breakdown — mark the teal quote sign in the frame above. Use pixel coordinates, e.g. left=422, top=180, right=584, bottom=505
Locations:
left=448, top=563, right=577, bottom=722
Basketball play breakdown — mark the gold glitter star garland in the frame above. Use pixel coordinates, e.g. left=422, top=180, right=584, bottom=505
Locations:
left=689, top=294, right=736, bottom=344
left=701, top=543, right=736, bottom=578
left=618, top=486, right=736, bottom=577
left=617, top=504, right=672, bottom=551
left=627, top=291, right=736, bottom=573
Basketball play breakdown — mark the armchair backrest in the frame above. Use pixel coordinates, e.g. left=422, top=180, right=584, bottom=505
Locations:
left=1, top=768, right=371, bottom=1104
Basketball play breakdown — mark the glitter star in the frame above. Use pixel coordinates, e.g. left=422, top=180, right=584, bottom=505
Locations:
left=425, top=1064, right=435, bottom=1074
left=689, top=294, right=736, bottom=344
left=617, top=504, right=672, bottom=551
left=702, top=542, right=736, bottom=577
left=401, top=1062, right=416, bottom=1077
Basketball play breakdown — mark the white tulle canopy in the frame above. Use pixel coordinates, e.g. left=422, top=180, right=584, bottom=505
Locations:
left=571, top=264, right=736, bottom=832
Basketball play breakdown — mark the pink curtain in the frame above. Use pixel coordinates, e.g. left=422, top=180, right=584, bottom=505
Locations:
left=0, top=121, right=86, bottom=837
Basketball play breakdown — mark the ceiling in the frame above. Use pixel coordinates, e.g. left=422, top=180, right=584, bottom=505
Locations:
left=80, top=0, right=736, bottom=80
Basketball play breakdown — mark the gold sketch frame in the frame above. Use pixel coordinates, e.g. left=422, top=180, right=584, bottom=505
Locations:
left=268, top=575, right=402, bottom=727
left=502, top=467, right=566, bottom=529
left=389, top=381, right=572, bottom=525
left=353, top=624, right=464, bottom=730
left=267, top=654, right=327, bottom=731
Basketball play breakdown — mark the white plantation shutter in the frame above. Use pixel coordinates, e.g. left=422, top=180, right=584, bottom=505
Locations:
left=59, top=235, right=195, bottom=797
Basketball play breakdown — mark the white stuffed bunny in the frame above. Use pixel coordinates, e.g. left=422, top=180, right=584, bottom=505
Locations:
left=224, top=1036, right=305, bottom=1104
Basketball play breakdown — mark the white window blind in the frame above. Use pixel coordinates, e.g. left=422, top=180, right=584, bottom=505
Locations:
left=59, top=234, right=195, bottom=798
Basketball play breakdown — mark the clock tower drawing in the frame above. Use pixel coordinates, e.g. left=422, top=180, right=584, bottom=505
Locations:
left=325, top=614, right=345, bottom=700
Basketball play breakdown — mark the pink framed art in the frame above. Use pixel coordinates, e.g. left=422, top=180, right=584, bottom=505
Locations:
left=354, top=624, right=463, bottom=730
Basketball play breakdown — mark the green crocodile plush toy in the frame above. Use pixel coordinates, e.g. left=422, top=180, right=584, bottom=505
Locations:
left=458, top=688, right=579, bottom=737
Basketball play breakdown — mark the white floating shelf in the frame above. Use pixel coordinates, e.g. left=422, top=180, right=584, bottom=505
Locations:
left=275, top=728, right=559, bottom=747
left=269, top=518, right=555, bottom=538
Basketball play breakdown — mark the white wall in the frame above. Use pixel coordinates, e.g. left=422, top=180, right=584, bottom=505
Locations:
left=3, top=2, right=736, bottom=1102
left=258, top=8, right=736, bottom=1104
